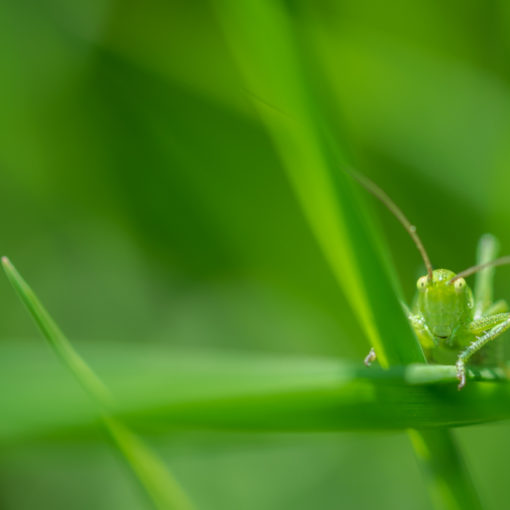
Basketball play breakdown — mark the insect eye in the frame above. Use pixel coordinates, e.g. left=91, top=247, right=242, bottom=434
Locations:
left=417, top=276, right=428, bottom=291
left=454, top=278, right=466, bottom=291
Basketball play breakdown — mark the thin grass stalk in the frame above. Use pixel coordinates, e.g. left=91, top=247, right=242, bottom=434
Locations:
left=2, top=257, right=194, bottom=510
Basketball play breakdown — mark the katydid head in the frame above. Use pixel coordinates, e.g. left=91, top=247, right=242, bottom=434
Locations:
left=350, top=170, right=510, bottom=354
left=416, top=269, right=473, bottom=342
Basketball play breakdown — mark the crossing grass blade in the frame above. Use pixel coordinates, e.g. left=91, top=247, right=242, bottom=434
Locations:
left=1, top=345, right=510, bottom=441
left=104, top=417, right=194, bottom=510
left=1, top=257, right=194, bottom=510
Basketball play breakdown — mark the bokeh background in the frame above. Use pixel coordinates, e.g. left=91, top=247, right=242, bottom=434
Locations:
left=1, top=1, right=510, bottom=509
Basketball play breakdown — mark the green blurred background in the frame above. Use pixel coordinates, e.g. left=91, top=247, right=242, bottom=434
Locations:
left=1, top=1, right=510, bottom=509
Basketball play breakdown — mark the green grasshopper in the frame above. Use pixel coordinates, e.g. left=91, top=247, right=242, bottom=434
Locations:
left=354, top=171, right=510, bottom=389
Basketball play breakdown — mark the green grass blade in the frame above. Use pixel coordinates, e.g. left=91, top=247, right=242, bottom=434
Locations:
left=410, top=430, right=483, bottom=510
left=212, top=3, right=483, bottom=508
left=2, top=343, right=510, bottom=438
left=213, top=0, right=422, bottom=367
left=1, top=257, right=194, bottom=510
left=104, top=417, right=194, bottom=510
left=1, top=257, right=111, bottom=407
left=112, top=362, right=510, bottom=433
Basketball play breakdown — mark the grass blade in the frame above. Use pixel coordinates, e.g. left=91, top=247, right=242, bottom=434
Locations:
left=1, top=257, right=111, bottom=407
left=411, top=430, right=484, bottom=510
left=2, top=343, right=510, bottom=438
left=213, top=0, right=421, bottom=367
left=212, top=3, right=484, bottom=508
left=2, top=257, right=194, bottom=510
left=104, top=417, right=194, bottom=510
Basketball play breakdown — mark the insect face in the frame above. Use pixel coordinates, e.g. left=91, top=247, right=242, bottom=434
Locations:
left=416, top=269, right=473, bottom=343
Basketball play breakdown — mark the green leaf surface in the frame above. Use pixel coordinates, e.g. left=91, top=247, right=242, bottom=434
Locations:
left=1, top=339, right=509, bottom=441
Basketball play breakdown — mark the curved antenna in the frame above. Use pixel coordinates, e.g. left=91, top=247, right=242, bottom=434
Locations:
left=348, top=169, right=434, bottom=280
left=450, top=256, right=510, bottom=283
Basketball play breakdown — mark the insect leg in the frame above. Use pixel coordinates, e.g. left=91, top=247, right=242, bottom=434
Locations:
left=363, top=304, right=423, bottom=367
left=485, top=299, right=509, bottom=315
left=364, top=347, right=376, bottom=367
left=473, top=234, right=499, bottom=319
left=456, top=314, right=510, bottom=389
left=408, top=313, right=435, bottom=356
left=468, top=313, right=510, bottom=335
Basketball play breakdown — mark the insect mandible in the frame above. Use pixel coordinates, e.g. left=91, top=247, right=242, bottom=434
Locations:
left=354, top=170, right=510, bottom=389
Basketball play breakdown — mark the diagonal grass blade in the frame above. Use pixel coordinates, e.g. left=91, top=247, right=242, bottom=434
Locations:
left=2, top=256, right=194, bottom=510
left=212, top=2, right=484, bottom=508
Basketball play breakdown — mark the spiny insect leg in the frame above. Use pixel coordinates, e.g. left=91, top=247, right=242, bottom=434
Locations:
left=468, top=313, right=510, bottom=335
left=364, top=347, right=376, bottom=367
left=456, top=315, right=510, bottom=389
left=408, top=313, right=435, bottom=351
left=485, top=299, right=509, bottom=316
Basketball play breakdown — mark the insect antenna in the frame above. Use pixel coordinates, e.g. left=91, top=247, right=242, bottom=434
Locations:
left=450, top=256, right=510, bottom=283
left=348, top=169, right=434, bottom=280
